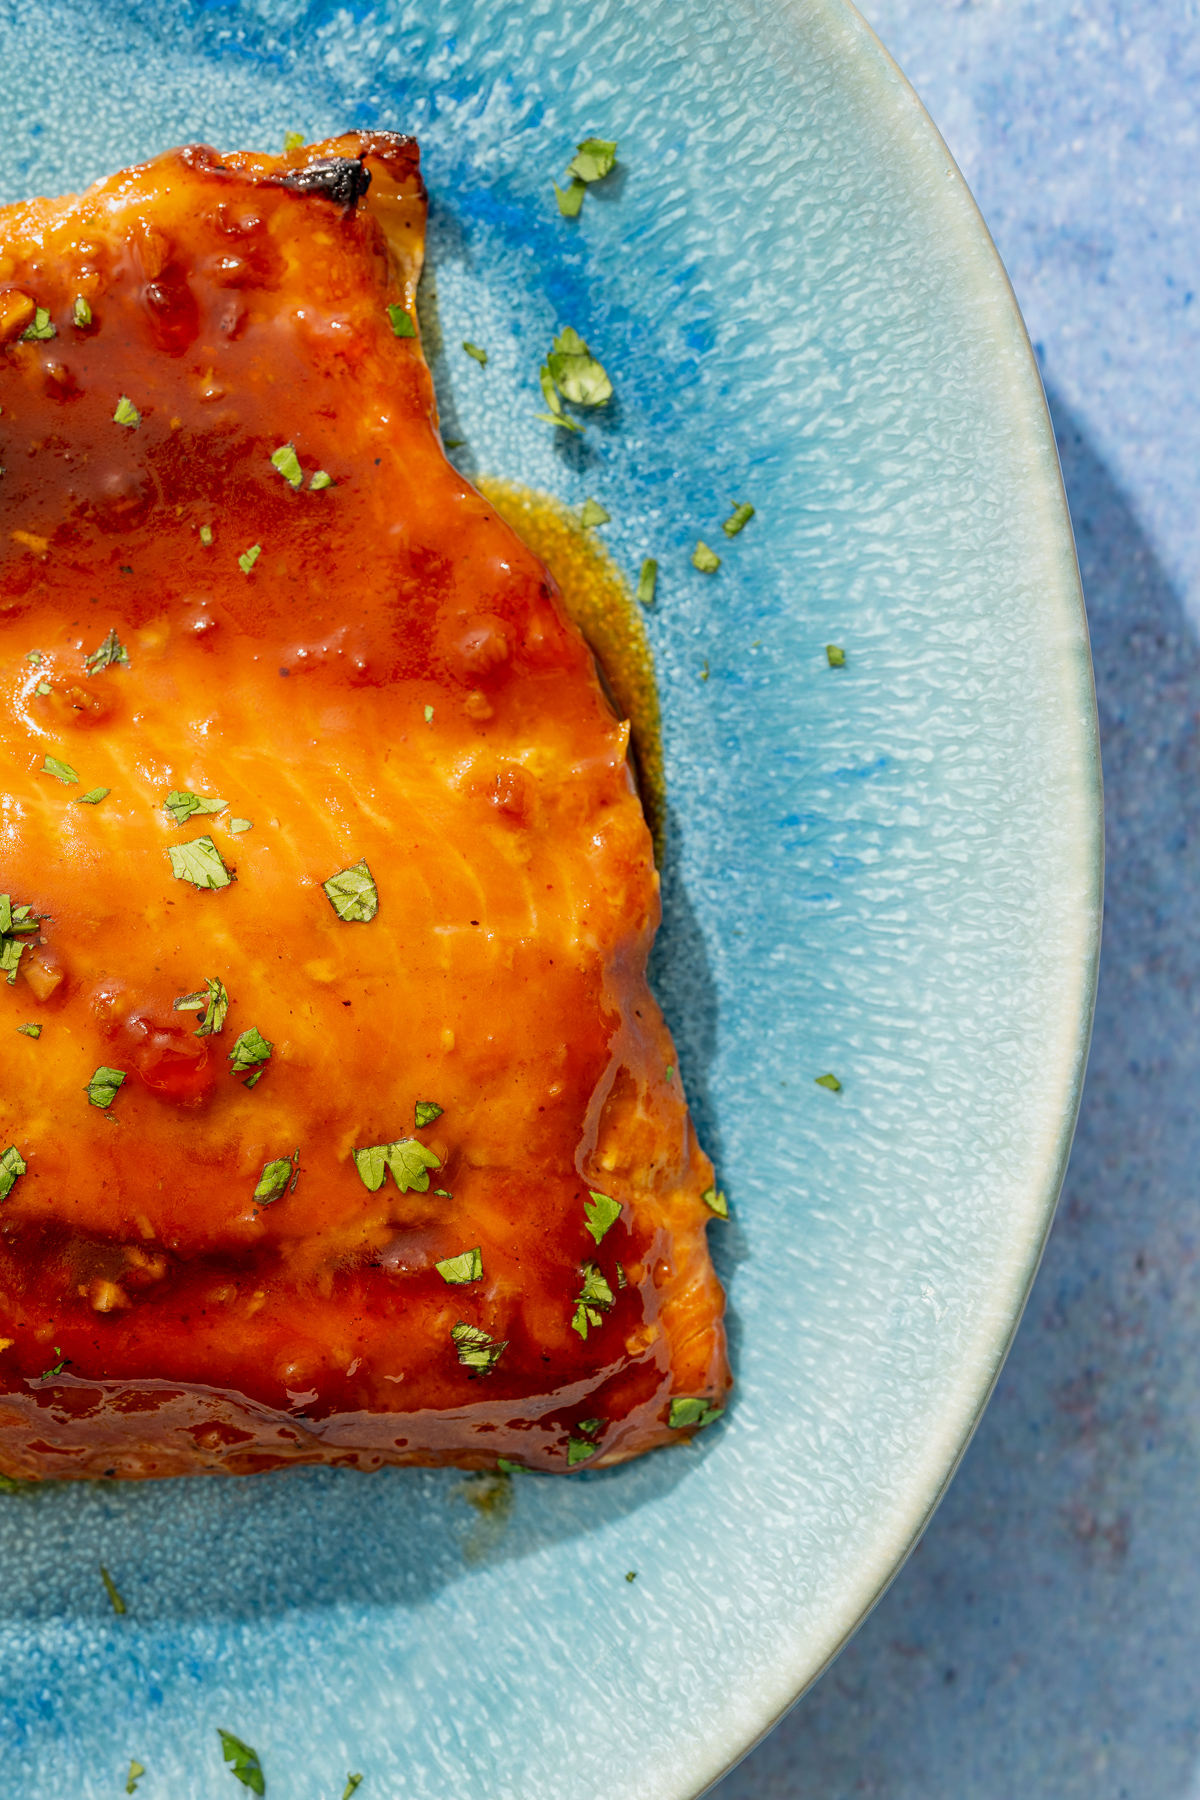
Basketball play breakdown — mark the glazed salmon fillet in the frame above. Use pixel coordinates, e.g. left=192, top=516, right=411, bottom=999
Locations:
left=0, top=132, right=729, bottom=1478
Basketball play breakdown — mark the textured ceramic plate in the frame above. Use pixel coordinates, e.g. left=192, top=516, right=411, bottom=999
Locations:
left=0, top=1, right=1101, bottom=1795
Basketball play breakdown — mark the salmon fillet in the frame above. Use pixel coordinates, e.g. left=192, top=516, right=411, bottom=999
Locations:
left=0, top=133, right=729, bottom=1478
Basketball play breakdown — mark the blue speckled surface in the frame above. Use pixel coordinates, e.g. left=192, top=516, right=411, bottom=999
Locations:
left=0, top=2, right=1103, bottom=1795
left=717, top=4, right=1200, bottom=1797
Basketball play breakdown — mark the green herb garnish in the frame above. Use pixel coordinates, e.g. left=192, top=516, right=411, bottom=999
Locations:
left=554, top=179, right=586, bottom=217
left=343, top=1779, right=363, bottom=1800
left=815, top=1072, right=842, bottom=1092
left=546, top=326, right=612, bottom=407
left=113, top=395, right=141, bottom=428
left=126, top=1759, right=145, bottom=1795
left=387, top=303, right=416, bottom=338
left=826, top=644, right=846, bottom=668
left=173, top=976, right=228, bottom=1037
left=86, top=1066, right=126, bottom=1108
left=284, top=129, right=305, bottom=151
left=238, top=544, right=261, bottom=574
left=101, top=1563, right=126, bottom=1615
left=270, top=443, right=303, bottom=488
left=462, top=340, right=488, bottom=366
left=35, top=682, right=50, bottom=695
left=21, top=307, right=56, bottom=342
left=352, top=1138, right=441, bottom=1194
left=436, top=1246, right=483, bottom=1285
left=723, top=503, right=755, bottom=537
left=16, top=1023, right=41, bottom=1039
left=625, top=1570, right=637, bottom=1582
left=73, top=295, right=92, bottom=328
left=75, top=788, right=110, bottom=805
left=423, top=704, right=434, bottom=724
left=415, top=1101, right=443, bottom=1129
left=451, top=1320, right=507, bottom=1374
left=636, top=558, right=658, bottom=606
left=230, top=818, right=253, bottom=833
left=42, top=755, right=78, bottom=785
left=567, top=137, right=618, bottom=183
left=84, top=626, right=129, bottom=674
left=584, top=1191, right=621, bottom=1245
left=668, top=1396, right=724, bottom=1429
left=167, top=836, right=234, bottom=890
left=701, top=1185, right=729, bottom=1218
left=309, top=471, right=334, bottom=490
left=496, top=1458, right=526, bottom=1475
left=218, top=1730, right=265, bottom=1795
left=571, top=1261, right=615, bottom=1339
left=254, top=1149, right=298, bottom=1207
left=0, top=1146, right=27, bottom=1200
left=230, top=1026, right=273, bottom=1080
left=691, top=541, right=721, bottom=573
left=38, top=1346, right=69, bottom=1381
left=200, top=525, right=214, bottom=546
left=323, top=859, right=378, bottom=923
left=567, top=1437, right=597, bottom=1466
left=580, top=498, right=610, bottom=529
left=535, top=409, right=585, bottom=433
left=165, top=789, right=227, bottom=825
left=0, top=938, right=24, bottom=985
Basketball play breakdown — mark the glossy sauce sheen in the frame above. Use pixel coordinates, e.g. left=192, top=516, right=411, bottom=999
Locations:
left=0, top=134, right=729, bottom=1478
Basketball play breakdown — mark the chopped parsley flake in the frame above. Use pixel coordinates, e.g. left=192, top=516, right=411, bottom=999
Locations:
left=126, top=1760, right=145, bottom=1795
left=254, top=1150, right=298, bottom=1207
left=230, top=1026, right=273, bottom=1078
left=636, top=558, right=658, bottom=606
left=25, top=651, right=42, bottom=666
left=826, top=644, right=846, bottom=667
left=309, top=471, right=334, bottom=491
left=387, top=303, right=417, bottom=338
left=424, top=704, right=434, bottom=724
left=38, top=1347, right=69, bottom=1381
left=567, top=137, right=618, bottom=183
left=496, top=1458, right=526, bottom=1475
left=238, top=544, right=261, bottom=575
left=35, top=683, right=50, bottom=696
left=462, top=340, right=488, bottom=366
left=451, top=1320, right=507, bottom=1374
left=353, top=1138, right=441, bottom=1194
left=626, top=1570, right=637, bottom=1582
left=567, top=1437, right=597, bottom=1466
left=84, top=627, right=130, bottom=674
left=572, top=1261, right=615, bottom=1339
left=691, top=541, right=721, bottom=574
left=218, top=1730, right=265, bottom=1796
left=414, top=1101, right=443, bottom=1129
left=546, top=327, right=613, bottom=407
left=584, top=1191, right=621, bottom=1245
left=323, top=859, right=378, bottom=923
left=723, top=502, right=755, bottom=537
left=200, top=525, right=214, bottom=546
left=284, top=129, right=305, bottom=151
left=73, top=295, right=92, bottom=328
left=433, top=1188, right=453, bottom=1198
left=615, top=1260, right=627, bottom=1288
left=668, top=1396, right=724, bottom=1429
left=815, top=1072, right=842, bottom=1092
left=436, top=1246, right=483, bottom=1285
left=343, top=1779, right=363, bottom=1800
left=74, top=788, right=110, bottom=805
left=21, top=307, right=56, bottom=342
left=113, top=395, right=141, bottom=428
left=167, top=836, right=234, bottom=890
left=577, top=1417, right=602, bottom=1436
left=100, top=1563, right=126, bottom=1615
left=42, top=755, right=78, bottom=785
left=17, top=1023, right=41, bottom=1039
left=554, top=178, right=586, bottom=217
left=665, top=1065, right=674, bottom=1082
left=86, top=1066, right=126, bottom=1108
left=0, top=938, right=24, bottom=986
left=0, top=1146, right=27, bottom=1200
left=229, top=818, right=252, bottom=834
left=270, top=443, right=303, bottom=488
left=580, top=498, right=610, bottom=529
left=165, top=790, right=227, bottom=826
left=190, top=976, right=229, bottom=1038
left=701, top=1185, right=729, bottom=1218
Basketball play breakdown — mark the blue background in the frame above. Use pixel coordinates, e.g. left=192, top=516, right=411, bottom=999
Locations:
left=718, top=4, right=1200, bottom=1797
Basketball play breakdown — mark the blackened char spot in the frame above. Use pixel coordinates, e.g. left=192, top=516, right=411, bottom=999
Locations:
left=281, top=157, right=371, bottom=209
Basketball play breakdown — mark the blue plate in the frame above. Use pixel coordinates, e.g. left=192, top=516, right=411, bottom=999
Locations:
left=0, top=2, right=1101, bottom=1794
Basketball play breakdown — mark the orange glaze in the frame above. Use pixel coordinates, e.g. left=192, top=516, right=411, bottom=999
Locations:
left=0, top=133, right=729, bottom=1478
